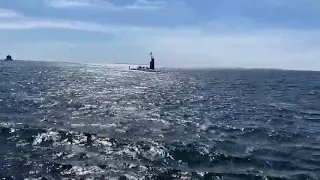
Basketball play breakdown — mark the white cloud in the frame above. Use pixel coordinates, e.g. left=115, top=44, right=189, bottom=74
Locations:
left=0, top=9, right=20, bottom=18
left=0, top=15, right=319, bottom=70
left=45, top=0, right=94, bottom=8
left=45, top=0, right=166, bottom=10
left=123, top=0, right=167, bottom=10
left=0, top=19, right=149, bottom=33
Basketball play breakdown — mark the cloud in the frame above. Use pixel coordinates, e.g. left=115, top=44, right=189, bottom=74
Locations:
left=45, top=0, right=94, bottom=8
left=123, top=0, right=167, bottom=10
left=0, top=9, right=21, bottom=18
left=45, top=0, right=166, bottom=10
left=0, top=19, right=149, bottom=34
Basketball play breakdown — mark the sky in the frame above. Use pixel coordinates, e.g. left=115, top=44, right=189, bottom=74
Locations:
left=0, top=0, right=320, bottom=70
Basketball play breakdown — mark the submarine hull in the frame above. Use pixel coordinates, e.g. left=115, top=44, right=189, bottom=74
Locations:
left=130, top=68, right=159, bottom=72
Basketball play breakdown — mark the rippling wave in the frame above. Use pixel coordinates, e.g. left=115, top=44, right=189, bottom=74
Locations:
left=0, top=61, right=320, bottom=179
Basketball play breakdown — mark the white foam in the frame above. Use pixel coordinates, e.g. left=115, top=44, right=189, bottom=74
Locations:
left=32, top=130, right=60, bottom=146
left=61, top=165, right=104, bottom=176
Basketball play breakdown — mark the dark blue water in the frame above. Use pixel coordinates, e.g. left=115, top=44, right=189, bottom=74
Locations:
left=0, top=61, right=320, bottom=180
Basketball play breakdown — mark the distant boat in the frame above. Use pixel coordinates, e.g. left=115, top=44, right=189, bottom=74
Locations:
left=4, top=55, right=12, bottom=61
left=130, top=52, right=158, bottom=72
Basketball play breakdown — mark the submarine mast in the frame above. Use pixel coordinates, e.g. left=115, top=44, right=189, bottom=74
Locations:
left=149, top=52, right=155, bottom=70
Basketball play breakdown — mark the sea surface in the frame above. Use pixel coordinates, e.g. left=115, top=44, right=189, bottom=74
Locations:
left=0, top=61, right=320, bottom=180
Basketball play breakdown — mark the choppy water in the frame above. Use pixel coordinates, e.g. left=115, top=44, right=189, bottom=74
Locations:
left=0, top=61, right=320, bottom=180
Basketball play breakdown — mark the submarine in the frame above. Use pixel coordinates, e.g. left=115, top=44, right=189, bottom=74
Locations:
left=4, top=55, right=12, bottom=61
left=130, top=52, right=158, bottom=72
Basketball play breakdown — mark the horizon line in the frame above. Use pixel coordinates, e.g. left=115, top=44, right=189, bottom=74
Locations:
left=1, top=59, right=320, bottom=72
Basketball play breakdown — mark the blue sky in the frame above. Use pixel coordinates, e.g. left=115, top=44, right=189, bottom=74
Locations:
left=0, top=0, right=320, bottom=70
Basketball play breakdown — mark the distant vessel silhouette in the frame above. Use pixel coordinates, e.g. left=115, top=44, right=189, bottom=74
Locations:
left=130, top=52, right=157, bottom=72
left=4, top=55, right=12, bottom=61
left=149, top=52, right=155, bottom=70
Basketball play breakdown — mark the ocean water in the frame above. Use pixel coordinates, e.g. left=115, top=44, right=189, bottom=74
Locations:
left=0, top=61, right=320, bottom=180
